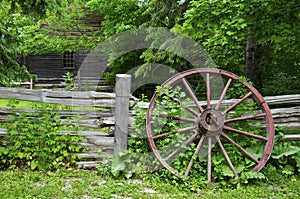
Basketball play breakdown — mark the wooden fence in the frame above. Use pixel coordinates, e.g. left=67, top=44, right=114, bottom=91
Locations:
left=0, top=74, right=132, bottom=168
left=0, top=77, right=299, bottom=168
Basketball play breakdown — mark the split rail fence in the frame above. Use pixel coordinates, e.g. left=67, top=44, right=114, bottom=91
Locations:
left=0, top=75, right=299, bottom=168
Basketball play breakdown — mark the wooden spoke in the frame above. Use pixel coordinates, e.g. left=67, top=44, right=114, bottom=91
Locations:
left=207, top=136, right=212, bottom=182
left=215, top=78, right=232, bottom=110
left=222, top=92, right=253, bottom=115
left=152, top=125, right=197, bottom=140
left=146, top=68, right=275, bottom=182
left=184, top=135, right=206, bottom=178
left=168, top=95, right=199, bottom=117
left=216, top=136, right=238, bottom=177
left=223, top=126, right=268, bottom=141
left=224, top=113, right=266, bottom=123
left=206, top=73, right=211, bottom=109
left=221, top=132, right=260, bottom=164
left=181, top=78, right=204, bottom=113
left=164, top=132, right=199, bottom=162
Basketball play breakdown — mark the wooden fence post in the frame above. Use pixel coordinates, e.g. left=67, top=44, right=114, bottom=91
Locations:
left=114, top=74, right=131, bottom=154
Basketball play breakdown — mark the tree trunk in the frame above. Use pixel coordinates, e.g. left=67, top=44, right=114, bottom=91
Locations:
left=246, top=38, right=258, bottom=82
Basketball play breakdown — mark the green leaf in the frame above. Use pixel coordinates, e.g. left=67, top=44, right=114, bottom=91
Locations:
left=272, top=146, right=300, bottom=159
left=30, top=160, right=39, bottom=170
left=111, top=155, right=126, bottom=177
left=220, top=166, right=235, bottom=177
left=0, top=147, right=8, bottom=155
left=282, top=165, right=295, bottom=175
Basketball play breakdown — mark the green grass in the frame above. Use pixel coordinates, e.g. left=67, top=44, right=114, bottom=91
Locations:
left=0, top=168, right=299, bottom=199
left=0, top=99, right=108, bottom=111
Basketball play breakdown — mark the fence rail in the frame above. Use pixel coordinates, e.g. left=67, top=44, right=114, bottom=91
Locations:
left=0, top=87, right=118, bottom=108
left=0, top=83, right=299, bottom=168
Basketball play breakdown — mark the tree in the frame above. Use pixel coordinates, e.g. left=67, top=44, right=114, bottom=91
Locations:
left=3, top=0, right=298, bottom=95
left=179, top=0, right=300, bottom=94
left=19, top=0, right=96, bottom=55
left=0, top=1, right=31, bottom=86
left=85, top=0, right=193, bottom=84
left=0, top=0, right=62, bottom=86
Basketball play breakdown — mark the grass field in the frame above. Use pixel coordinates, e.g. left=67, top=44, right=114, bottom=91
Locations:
left=1, top=168, right=299, bottom=199
left=0, top=99, right=107, bottom=111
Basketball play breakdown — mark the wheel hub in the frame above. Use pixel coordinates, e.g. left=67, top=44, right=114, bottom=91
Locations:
left=198, top=109, right=224, bottom=136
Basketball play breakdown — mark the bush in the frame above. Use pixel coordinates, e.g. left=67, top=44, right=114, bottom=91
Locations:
left=0, top=98, right=84, bottom=170
left=109, top=84, right=300, bottom=187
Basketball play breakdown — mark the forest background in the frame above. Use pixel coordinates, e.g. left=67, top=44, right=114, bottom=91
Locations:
left=0, top=0, right=299, bottom=96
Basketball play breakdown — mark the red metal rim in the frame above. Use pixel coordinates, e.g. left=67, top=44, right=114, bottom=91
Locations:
left=146, top=68, right=275, bottom=181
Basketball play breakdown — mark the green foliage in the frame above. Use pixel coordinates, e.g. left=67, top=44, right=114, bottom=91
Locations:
left=8, top=0, right=61, bottom=17
left=63, top=72, right=75, bottom=91
left=109, top=82, right=300, bottom=187
left=19, top=0, right=97, bottom=55
left=270, top=127, right=300, bottom=175
left=262, top=72, right=300, bottom=95
left=108, top=95, right=160, bottom=179
left=0, top=98, right=84, bottom=171
left=87, top=0, right=144, bottom=36
left=0, top=0, right=95, bottom=86
left=2, top=0, right=299, bottom=95
left=179, top=0, right=300, bottom=94
left=85, top=0, right=300, bottom=94
left=0, top=2, right=33, bottom=86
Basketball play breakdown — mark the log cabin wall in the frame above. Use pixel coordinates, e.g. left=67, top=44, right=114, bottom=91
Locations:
left=25, top=52, right=87, bottom=81
left=24, top=14, right=102, bottom=85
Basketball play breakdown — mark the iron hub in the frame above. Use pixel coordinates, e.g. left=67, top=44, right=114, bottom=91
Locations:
left=198, top=109, right=224, bottom=136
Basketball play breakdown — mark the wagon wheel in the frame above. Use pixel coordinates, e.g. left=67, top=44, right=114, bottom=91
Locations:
left=146, top=68, right=274, bottom=182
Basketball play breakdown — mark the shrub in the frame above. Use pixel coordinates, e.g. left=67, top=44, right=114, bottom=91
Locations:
left=0, top=98, right=84, bottom=170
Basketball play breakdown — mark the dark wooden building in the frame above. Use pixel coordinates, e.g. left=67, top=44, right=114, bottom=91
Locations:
left=24, top=14, right=102, bottom=85
left=25, top=52, right=87, bottom=83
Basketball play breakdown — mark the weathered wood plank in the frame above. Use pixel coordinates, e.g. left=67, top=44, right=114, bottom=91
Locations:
left=74, top=151, right=112, bottom=159
left=281, top=134, right=300, bottom=141
left=0, top=128, right=7, bottom=135
left=86, top=136, right=114, bottom=147
left=43, top=90, right=115, bottom=99
left=59, top=130, right=111, bottom=137
left=76, top=161, right=101, bottom=168
left=0, top=87, right=43, bottom=101
left=264, top=95, right=300, bottom=106
left=134, top=95, right=300, bottom=109
left=0, top=87, right=116, bottom=108
left=44, top=97, right=116, bottom=108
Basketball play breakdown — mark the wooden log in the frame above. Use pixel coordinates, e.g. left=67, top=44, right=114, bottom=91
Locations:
left=281, top=134, right=300, bottom=141
left=43, top=90, right=115, bottom=99
left=59, top=130, right=111, bottom=137
left=74, top=151, right=112, bottom=159
left=76, top=161, right=101, bottom=168
left=77, top=143, right=114, bottom=151
left=55, top=110, right=114, bottom=118
left=0, top=87, right=43, bottom=101
left=0, top=128, right=7, bottom=135
left=86, top=136, right=114, bottom=147
left=114, top=74, right=131, bottom=154
left=44, top=97, right=116, bottom=108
